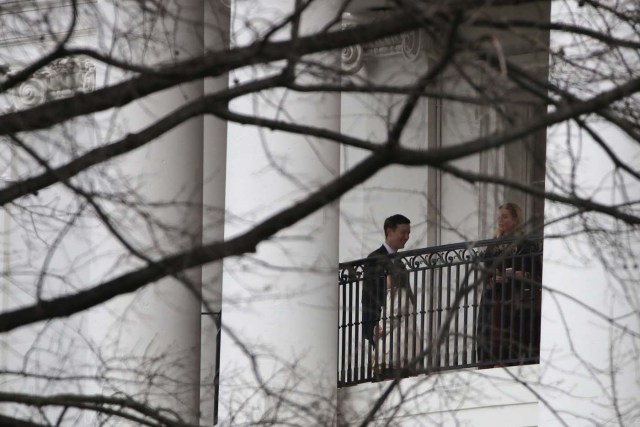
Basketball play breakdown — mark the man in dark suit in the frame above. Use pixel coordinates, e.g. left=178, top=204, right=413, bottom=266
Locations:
left=362, top=214, right=411, bottom=344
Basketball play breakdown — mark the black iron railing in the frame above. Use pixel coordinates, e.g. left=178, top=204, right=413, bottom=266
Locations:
left=338, top=236, right=542, bottom=387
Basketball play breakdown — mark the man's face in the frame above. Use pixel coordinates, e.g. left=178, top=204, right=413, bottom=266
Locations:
left=386, top=223, right=411, bottom=251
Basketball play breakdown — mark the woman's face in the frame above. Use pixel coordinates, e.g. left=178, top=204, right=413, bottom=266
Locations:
left=497, top=207, right=516, bottom=236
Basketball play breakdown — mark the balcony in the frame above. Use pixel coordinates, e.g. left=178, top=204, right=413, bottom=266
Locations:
left=338, top=236, right=543, bottom=387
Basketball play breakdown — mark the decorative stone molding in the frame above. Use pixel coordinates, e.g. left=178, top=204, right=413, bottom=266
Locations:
left=341, top=42, right=364, bottom=74
left=341, top=14, right=424, bottom=74
left=4, top=57, right=96, bottom=110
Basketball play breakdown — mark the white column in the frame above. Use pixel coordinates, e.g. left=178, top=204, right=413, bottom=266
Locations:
left=200, top=1, right=230, bottom=425
left=218, top=1, right=341, bottom=424
left=85, top=2, right=206, bottom=424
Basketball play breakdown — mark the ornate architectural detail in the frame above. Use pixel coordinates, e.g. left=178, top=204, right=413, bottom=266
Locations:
left=342, top=44, right=364, bottom=74
left=401, top=31, right=422, bottom=62
left=341, top=15, right=424, bottom=74
left=5, top=58, right=96, bottom=110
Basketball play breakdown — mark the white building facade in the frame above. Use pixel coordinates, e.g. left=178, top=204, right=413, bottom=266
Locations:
left=0, top=1, right=638, bottom=426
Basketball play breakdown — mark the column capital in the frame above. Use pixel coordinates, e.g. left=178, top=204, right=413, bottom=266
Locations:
left=5, top=57, right=95, bottom=110
left=341, top=11, right=425, bottom=74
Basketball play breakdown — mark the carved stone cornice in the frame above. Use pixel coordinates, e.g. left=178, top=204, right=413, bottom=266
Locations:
left=3, top=57, right=96, bottom=110
left=341, top=13, right=424, bottom=74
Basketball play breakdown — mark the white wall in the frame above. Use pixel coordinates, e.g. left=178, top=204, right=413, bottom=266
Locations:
left=339, top=43, right=431, bottom=262
left=539, top=115, right=640, bottom=427
left=536, top=2, right=640, bottom=424
left=339, top=366, right=539, bottom=426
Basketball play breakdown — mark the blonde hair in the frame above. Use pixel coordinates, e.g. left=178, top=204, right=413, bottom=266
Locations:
left=496, top=202, right=524, bottom=238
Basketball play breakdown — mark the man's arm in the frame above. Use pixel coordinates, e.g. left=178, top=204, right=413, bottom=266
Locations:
left=390, top=256, right=415, bottom=306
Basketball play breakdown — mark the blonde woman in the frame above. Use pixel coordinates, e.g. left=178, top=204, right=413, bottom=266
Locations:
left=476, top=203, right=542, bottom=368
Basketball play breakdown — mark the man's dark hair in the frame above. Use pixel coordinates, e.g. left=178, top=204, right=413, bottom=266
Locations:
left=383, top=214, right=411, bottom=237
